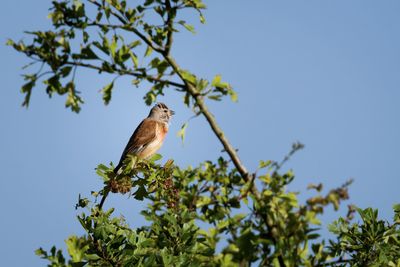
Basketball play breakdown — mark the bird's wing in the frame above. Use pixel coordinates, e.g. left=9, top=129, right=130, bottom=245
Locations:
left=115, top=119, right=158, bottom=170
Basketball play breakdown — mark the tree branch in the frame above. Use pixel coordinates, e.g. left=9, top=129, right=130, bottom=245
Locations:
left=65, top=61, right=185, bottom=89
left=164, top=0, right=175, bottom=55
left=164, top=56, right=251, bottom=181
left=87, top=0, right=164, bottom=53
left=317, top=258, right=351, bottom=266
left=98, top=187, right=109, bottom=210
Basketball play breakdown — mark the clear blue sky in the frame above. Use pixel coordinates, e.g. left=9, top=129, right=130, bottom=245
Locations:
left=1, top=1, right=399, bottom=266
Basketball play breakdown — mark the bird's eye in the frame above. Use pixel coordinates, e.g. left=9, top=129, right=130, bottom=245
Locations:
left=164, top=110, right=168, bottom=113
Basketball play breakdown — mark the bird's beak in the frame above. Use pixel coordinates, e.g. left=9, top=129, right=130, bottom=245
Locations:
left=170, top=110, right=175, bottom=115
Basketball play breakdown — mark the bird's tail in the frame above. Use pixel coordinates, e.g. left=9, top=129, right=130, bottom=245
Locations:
left=113, top=163, right=122, bottom=174
left=99, top=161, right=122, bottom=209
left=113, top=156, right=126, bottom=174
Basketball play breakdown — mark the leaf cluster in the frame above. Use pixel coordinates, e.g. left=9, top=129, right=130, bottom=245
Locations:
left=328, top=206, right=400, bottom=267
left=7, top=0, right=233, bottom=112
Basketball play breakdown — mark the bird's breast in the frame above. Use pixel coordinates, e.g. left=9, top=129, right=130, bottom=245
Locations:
left=138, top=121, right=168, bottom=159
left=160, top=123, right=168, bottom=138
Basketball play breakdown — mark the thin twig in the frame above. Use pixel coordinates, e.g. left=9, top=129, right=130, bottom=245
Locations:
left=272, top=141, right=304, bottom=173
left=98, top=187, right=109, bottom=210
left=65, top=60, right=185, bottom=89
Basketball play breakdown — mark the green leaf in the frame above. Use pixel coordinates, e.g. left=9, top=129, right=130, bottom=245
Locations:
left=129, top=51, right=139, bottom=68
left=258, top=160, right=272, bottom=169
left=212, top=74, right=232, bottom=91
left=211, top=74, right=222, bottom=87
left=101, top=81, right=114, bottom=105
left=183, top=92, right=190, bottom=107
left=144, top=45, right=153, bottom=57
left=80, top=46, right=99, bottom=60
left=144, top=91, right=156, bottom=105
left=207, top=95, right=222, bottom=101
left=181, top=70, right=196, bottom=85
left=93, top=40, right=109, bottom=55
left=95, top=11, right=103, bottom=22
left=149, top=153, right=162, bottom=162
left=217, top=219, right=229, bottom=230
left=66, top=235, right=89, bottom=262
left=6, top=39, right=15, bottom=47
left=393, top=203, right=400, bottom=212
left=229, top=89, right=238, bottom=102
left=182, top=23, right=196, bottom=34
left=134, top=185, right=147, bottom=200
left=35, top=248, right=47, bottom=257
left=65, top=82, right=84, bottom=113
left=196, top=79, right=209, bottom=92
left=60, top=66, right=73, bottom=78
left=110, top=35, right=118, bottom=58
left=95, top=163, right=112, bottom=181
left=128, top=40, right=141, bottom=49
left=200, top=14, right=206, bottom=24
left=82, top=31, right=89, bottom=43
left=177, top=122, right=188, bottom=144
left=21, top=78, right=36, bottom=108
left=196, top=196, right=212, bottom=207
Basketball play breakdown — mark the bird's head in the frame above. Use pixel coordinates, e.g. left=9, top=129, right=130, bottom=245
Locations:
left=148, top=102, right=175, bottom=123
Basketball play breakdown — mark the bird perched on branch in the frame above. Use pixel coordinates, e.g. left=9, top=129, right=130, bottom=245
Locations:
left=114, top=102, right=175, bottom=173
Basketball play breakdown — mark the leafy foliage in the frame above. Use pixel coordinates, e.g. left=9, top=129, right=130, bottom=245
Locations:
left=328, top=206, right=400, bottom=266
left=7, top=0, right=223, bottom=112
left=10, top=0, right=399, bottom=266
left=35, top=155, right=351, bottom=266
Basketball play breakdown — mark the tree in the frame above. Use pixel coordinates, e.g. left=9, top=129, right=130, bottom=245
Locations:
left=8, top=0, right=400, bottom=266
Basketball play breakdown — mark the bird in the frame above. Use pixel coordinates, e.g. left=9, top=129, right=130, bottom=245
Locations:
left=98, top=102, right=174, bottom=209
left=114, top=102, right=175, bottom=173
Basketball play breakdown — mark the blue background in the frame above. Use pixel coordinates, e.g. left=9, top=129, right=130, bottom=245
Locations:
left=1, top=1, right=399, bottom=265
